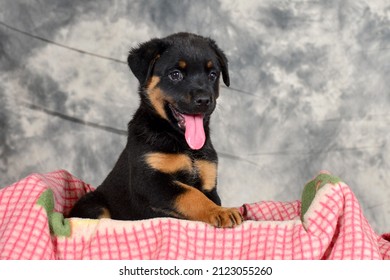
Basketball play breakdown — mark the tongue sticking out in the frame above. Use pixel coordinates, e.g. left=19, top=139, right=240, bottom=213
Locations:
left=182, top=114, right=205, bottom=150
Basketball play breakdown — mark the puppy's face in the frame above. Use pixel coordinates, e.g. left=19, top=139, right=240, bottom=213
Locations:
left=128, top=33, right=230, bottom=150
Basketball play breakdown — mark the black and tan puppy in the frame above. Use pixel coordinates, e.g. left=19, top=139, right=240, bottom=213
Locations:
left=69, top=32, right=243, bottom=228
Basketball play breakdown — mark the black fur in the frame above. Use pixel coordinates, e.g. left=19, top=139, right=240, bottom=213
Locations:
left=69, top=33, right=242, bottom=227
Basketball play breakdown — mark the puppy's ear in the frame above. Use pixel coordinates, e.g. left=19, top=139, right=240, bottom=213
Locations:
left=208, top=39, right=230, bottom=87
left=127, top=38, right=169, bottom=86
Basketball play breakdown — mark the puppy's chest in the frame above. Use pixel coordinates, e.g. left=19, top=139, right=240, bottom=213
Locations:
left=145, top=152, right=217, bottom=191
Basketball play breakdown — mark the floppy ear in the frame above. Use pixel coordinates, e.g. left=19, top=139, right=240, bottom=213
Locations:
left=208, top=39, right=230, bottom=87
left=127, top=38, right=168, bottom=86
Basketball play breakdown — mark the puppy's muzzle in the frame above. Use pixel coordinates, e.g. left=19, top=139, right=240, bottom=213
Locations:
left=190, top=89, right=214, bottom=114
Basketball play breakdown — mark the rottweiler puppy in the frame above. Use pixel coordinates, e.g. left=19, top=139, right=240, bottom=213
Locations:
left=69, top=32, right=243, bottom=228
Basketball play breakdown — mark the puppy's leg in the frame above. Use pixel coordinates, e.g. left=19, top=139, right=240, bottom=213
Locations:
left=174, top=181, right=243, bottom=228
left=68, top=191, right=111, bottom=219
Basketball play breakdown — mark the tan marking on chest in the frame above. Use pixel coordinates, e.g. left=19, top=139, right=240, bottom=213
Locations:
left=194, top=160, right=217, bottom=191
left=145, top=152, right=192, bottom=174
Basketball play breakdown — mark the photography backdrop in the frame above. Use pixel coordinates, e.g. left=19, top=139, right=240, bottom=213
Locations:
left=1, top=0, right=389, bottom=233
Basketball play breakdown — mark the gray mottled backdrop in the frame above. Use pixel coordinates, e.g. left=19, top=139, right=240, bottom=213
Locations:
left=1, top=0, right=389, bottom=233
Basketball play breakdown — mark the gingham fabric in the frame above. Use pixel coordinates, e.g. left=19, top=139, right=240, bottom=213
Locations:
left=0, top=170, right=389, bottom=259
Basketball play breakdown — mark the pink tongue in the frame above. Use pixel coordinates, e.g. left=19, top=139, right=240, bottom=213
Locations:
left=183, top=114, right=205, bottom=150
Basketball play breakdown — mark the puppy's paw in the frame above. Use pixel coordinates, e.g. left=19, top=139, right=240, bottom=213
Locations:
left=208, top=207, right=244, bottom=228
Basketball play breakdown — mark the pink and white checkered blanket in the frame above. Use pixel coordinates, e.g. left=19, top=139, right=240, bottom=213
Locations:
left=1, top=170, right=389, bottom=259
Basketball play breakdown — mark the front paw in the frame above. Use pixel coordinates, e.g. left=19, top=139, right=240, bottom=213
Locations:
left=208, top=207, right=244, bottom=228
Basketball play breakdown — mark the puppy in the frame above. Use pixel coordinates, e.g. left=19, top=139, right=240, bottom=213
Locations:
left=69, top=32, right=243, bottom=228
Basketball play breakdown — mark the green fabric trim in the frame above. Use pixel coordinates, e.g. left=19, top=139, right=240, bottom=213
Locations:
left=300, top=173, right=341, bottom=222
left=36, top=189, right=71, bottom=237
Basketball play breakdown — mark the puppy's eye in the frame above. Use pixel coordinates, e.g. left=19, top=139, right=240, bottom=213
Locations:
left=209, top=71, right=218, bottom=82
left=168, top=70, right=183, bottom=82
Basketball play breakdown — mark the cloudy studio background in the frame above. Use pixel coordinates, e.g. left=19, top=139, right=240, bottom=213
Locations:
left=1, top=0, right=390, bottom=233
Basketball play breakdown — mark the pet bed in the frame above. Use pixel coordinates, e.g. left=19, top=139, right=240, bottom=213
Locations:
left=1, top=170, right=389, bottom=259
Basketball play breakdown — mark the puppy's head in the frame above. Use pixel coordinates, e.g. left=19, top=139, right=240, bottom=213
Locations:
left=128, top=32, right=230, bottom=150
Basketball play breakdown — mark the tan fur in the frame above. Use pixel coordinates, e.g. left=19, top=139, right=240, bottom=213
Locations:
left=194, top=160, right=217, bottom=191
left=148, top=75, right=160, bottom=89
left=147, top=76, right=169, bottom=120
left=178, top=60, right=187, bottom=69
left=98, top=208, right=111, bottom=219
left=146, top=152, right=192, bottom=174
left=174, top=181, right=243, bottom=228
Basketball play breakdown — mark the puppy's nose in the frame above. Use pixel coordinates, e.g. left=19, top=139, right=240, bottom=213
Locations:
left=195, top=96, right=211, bottom=107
